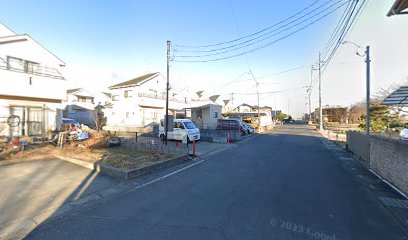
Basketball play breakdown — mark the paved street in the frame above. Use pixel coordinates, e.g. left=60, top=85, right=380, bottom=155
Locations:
left=26, top=124, right=407, bottom=240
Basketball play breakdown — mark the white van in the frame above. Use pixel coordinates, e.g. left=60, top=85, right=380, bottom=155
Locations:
left=159, top=119, right=200, bottom=142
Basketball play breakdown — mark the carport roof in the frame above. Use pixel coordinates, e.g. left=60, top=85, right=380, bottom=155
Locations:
left=387, top=0, right=408, bottom=16
left=382, top=86, right=408, bottom=105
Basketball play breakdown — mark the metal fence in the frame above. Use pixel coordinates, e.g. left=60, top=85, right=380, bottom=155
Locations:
left=118, top=136, right=189, bottom=156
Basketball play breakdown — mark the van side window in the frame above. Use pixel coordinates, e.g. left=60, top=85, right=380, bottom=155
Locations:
left=173, top=122, right=184, bottom=129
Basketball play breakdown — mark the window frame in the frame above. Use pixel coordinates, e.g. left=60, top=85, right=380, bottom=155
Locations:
left=124, top=90, right=132, bottom=98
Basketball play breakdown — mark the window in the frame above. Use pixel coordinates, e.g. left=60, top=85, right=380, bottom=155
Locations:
left=184, top=121, right=196, bottom=129
left=112, top=95, right=119, bottom=101
left=78, top=96, right=86, bottom=102
left=152, top=112, right=158, bottom=121
left=174, top=122, right=184, bottom=129
left=24, top=61, right=39, bottom=74
left=7, top=56, right=23, bottom=70
left=112, top=112, right=116, bottom=116
left=126, top=112, right=131, bottom=118
left=214, top=111, right=218, bottom=118
left=124, top=90, right=132, bottom=98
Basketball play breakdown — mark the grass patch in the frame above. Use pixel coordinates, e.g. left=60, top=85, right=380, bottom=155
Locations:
left=102, top=147, right=174, bottom=170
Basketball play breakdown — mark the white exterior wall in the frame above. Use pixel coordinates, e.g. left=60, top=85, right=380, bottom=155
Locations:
left=106, top=77, right=186, bottom=129
left=0, top=28, right=65, bottom=137
left=0, top=99, right=62, bottom=137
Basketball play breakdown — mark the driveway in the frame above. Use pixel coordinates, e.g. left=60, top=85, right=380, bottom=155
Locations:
left=0, top=159, right=118, bottom=238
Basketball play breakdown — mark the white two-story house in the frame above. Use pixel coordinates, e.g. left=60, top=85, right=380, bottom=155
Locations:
left=104, top=72, right=187, bottom=133
left=0, top=23, right=66, bottom=139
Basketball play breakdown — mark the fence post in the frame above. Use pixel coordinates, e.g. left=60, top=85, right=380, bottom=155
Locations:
left=193, top=139, right=196, bottom=157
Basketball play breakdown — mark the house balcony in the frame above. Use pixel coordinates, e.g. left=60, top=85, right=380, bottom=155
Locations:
left=137, top=93, right=188, bottom=109
left=0, top=57, right=64, bottom=80
left=0, top=67, right=66, bottom=101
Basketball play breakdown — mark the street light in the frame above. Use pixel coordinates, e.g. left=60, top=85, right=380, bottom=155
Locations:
left=342, top=41, right=371, bottom=136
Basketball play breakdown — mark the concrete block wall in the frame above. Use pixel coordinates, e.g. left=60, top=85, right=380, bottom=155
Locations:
left=199, top=129, right=241, bottom=142
left=370, top=136, right=408, bottom=194
left=347, top=131, right=369, bottom=161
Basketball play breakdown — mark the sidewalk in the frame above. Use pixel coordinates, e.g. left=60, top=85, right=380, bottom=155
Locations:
left=0, top=138, right=242, bottom=239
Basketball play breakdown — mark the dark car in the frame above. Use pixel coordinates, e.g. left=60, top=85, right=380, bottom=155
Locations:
left=217, top=119, right=246, bottom=135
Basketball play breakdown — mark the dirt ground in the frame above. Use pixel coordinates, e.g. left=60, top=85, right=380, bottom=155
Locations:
left=4, top=143, right=174, bottom=170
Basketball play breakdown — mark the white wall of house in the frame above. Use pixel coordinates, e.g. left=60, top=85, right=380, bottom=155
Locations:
left=0, top=24, right=65, bottom=138
left=191, top=104, right=222, bottom=130
left=105, top=77, right=186, bottom=130
left=0, top=99, right=62, bottom=137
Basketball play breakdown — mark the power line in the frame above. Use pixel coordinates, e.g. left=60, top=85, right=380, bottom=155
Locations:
left=173, top=2, right=348, bottom=63
left=173, top=0, right=322, bottom=49
left=320, top=0, right=354, bottom=57
left=322, top=0, right=367, bottom=72
left=231, top=86, right=307, bottom=95
left=174, top=0, right=345, bottom=55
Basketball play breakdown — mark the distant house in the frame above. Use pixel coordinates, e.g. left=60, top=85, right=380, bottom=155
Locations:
left=0, top=23, right=66, bottom=139
left=63, top=88, right=95, bottom=126
left=313, top=105, right=348, bottom=124
left=230, top=103, right=273, bottom=131
left=104, top=72, right=187, bottom=133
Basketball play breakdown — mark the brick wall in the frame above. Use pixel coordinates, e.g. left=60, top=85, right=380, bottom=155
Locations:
left=370, top=135, right=408, bottom=194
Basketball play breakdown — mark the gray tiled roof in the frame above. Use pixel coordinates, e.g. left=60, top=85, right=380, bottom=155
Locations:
left=109, top=72, right=159, bottom=89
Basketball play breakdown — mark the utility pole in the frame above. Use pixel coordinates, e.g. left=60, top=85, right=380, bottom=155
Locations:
left=257, top=85, right=260, bottom=131
left=365, top=46, right=371, bottom=136
left=231, top=93, right=234, bottom=111
left=249, top=70, right=260, bottom=133
left=308, top=68, right=313, bottom=124
left=318, top=52, right=323, bottom=131
left=165, top=40, right=170, bottom=145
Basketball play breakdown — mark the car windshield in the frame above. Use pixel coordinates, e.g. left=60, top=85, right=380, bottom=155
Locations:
left=183, top=121, right=196, bottom=129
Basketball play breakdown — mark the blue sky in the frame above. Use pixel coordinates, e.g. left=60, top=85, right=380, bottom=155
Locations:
left=1, top=0, right=406, bottom=117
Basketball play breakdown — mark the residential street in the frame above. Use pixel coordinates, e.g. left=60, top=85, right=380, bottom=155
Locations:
left=26, top=124, right=407, bottom=240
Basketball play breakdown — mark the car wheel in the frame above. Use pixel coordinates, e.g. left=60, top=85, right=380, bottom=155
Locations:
left=247, top=129, right=250, bottom=134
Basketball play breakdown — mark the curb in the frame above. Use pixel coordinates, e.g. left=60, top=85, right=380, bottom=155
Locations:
left=96, top=155, right=189, bottom=180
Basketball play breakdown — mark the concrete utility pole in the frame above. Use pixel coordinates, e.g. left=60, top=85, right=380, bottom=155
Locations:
left=249, top=70, right=260, bottom=132
left=342, top=41, right=371, bottom=136
left=365, top=46, right=371, bottom=136
left=165, top=40, right=171, bottom=145
left=308, top=68, right=312, bottom=124
left=318, top=52, right=323, bottom=131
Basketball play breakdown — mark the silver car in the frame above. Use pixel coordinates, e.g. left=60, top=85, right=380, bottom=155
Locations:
left=399, top=128, right=408, bottom=141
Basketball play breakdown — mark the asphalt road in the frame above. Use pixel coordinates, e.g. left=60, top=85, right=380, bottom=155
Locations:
left=26, top=124, right=407, bottom=240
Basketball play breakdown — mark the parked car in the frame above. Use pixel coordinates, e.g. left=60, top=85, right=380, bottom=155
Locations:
left=217, top=119, right=246, bottom=135
left=159, top=119, right=200, bottom=142
left=242, top=122, right=254, bottom=134
left=399, top=128, right=408, bottom=141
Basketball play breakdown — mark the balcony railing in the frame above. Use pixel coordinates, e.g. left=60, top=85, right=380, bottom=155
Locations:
left=138, top=93, right=187, bottom=103
left=0, top=56, right=64, bottom=80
